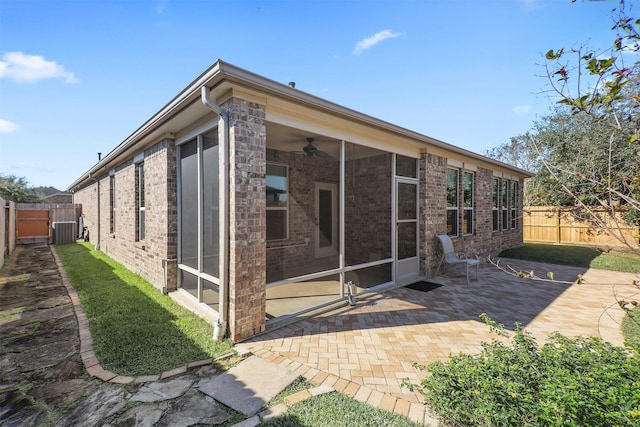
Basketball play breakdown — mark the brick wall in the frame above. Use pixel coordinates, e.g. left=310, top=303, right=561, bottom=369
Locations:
left=345, top=153, right=392, bottom=264
left=265, top=149, right=340, bottom=279
left=419, top=152, right=525, bottom=276
left=264, top=149, right=392, bottom=276
left=73, top=180, right=98, bottom=242
left=225, top=97, right=267, bottom=341
left=420, top=153, right=448, bottom=273
left=72, top=138, right=177, bottom=291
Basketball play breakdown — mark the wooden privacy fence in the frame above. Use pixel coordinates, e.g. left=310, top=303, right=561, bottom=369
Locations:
left=15, top=203, right=81, bottom=245
left=523, top=206, right=639, bottom=248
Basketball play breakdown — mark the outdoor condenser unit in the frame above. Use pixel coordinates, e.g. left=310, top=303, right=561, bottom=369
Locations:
left=53, top=221, right=77, bottom=244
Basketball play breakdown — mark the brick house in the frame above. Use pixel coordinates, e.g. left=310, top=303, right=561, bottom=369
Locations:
left=69, top=60, right=531, bottom=341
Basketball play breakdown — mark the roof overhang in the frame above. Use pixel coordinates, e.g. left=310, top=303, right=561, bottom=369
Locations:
left=68, top=59, right=531, bottom=191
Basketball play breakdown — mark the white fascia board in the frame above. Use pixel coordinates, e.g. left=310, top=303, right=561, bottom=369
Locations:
left=68, top=59, right=532, bottom=191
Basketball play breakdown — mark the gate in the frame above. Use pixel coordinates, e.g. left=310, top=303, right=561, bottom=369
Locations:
left=15, top=204, right=82, bottom=245
left=17, top=209, right=50, bottom=244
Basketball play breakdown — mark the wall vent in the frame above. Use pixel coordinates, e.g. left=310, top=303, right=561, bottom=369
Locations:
left=53, top=221, right=77, bottom=244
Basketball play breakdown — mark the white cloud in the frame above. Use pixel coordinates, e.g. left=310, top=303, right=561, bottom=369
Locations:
left=353, top=30, right=402, bottom=55
left=12, top=161, right=53, bottom=173
left=0, top=52, right=79, bottom=83
left=0, top=119, right=20, bottom=134
left=513, top=105, right=531, bottom=115
left=620, top=41, right=639, bottom=55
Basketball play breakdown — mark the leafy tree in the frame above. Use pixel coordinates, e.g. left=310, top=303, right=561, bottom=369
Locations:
left=488, top=0, right=640, bottom=252
left=484, top=134, right=539, bottom=173
left=542, top=0, right=639, bottom=236
left=484, top=134, right=540, bottom=206
left=0, top=174, right=43, bottom=203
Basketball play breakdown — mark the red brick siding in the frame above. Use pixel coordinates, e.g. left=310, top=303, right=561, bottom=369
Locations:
left=72, top=138, right=177, bottom=291
left=225, top=98, right=267, bottom=341
left=419, top=152, right=525, bottom=275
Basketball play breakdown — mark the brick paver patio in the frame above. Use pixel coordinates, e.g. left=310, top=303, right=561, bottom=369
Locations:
left=238, top=258, right=639, bottom=425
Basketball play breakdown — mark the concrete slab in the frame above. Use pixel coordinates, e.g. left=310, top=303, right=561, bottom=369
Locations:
left=196, top=355, right=299, bottom=417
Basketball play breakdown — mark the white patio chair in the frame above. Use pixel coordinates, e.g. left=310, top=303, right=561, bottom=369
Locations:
left=435, top=234, right=480, bottom=283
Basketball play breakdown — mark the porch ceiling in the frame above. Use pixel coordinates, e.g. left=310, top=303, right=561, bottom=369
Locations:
left=266, top=122, right=384, bottom=161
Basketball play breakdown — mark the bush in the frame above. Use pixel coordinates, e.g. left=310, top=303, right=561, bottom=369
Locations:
left=411, top=314, right=640, bottom=426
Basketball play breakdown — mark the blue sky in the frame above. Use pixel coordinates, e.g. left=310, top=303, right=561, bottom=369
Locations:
left=0, top=0, right=619, bottom=190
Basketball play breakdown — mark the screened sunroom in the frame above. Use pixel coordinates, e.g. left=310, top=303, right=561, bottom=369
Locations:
left=174, top=119, right=422, bottom=323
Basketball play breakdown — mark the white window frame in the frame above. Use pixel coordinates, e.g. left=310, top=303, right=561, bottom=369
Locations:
left=463, top=171, right=474, bottom=236
left=109, top=173, right=115, bottom=234
left=501, top=179, right=509, bottom=231
left=136, top=161, right=145, bottom=241
left=492, top=177, right=500, bottom=232
left=511, top=180, right=518, bottom=229
left=446, top=167, right=459, bottom=237
left=266, top=162, right=289, bottom=241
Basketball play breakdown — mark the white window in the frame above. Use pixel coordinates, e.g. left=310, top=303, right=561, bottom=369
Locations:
left=266, top=163, right=288, bottom=241
left=492, top=178, right=500, bottom=231
left=501, top=179, right=509, bottom=231
left=136, top=162, right=145, bottom=241
left=446, top=168, right=459, bottom=237
left=109, top=174, right=115, bottom=234
left=511, top=181, right=518, bottom=229
left=463, top=171, right=474, bottom=235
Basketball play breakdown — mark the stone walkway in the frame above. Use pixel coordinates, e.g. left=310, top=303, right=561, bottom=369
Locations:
left=2, top=244, right=637, bottom=426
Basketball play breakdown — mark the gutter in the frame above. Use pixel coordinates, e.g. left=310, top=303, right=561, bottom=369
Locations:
left=68, top=59, right=531, bottom=194
left=201, top=86, right=229, bottom=341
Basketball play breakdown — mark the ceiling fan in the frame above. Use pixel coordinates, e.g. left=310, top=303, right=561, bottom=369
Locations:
left=303, top=137, right=319, bottom=157
left=300, top=137, right=334, bottom=160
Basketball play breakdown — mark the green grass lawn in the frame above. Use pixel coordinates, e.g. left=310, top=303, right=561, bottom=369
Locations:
left=499, top=243, right=640, bottom=274
left=56, top=242, right=422, bottom=426
left=260, top=391, right=422, bottom=427
left=56, top=240, right=637, bottom=425
left=622, top=306, right=640, bottom=351
left=56, top=242, right=234, bottom=376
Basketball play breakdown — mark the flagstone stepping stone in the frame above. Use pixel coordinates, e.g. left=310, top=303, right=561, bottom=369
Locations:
left=130, top=376, right=195, bottom=402
left=157, top=389, right=230, bottom=426
left=110, top=402, right=170, bottom=427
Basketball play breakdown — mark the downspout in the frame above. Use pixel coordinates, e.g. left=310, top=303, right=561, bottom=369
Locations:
left=88, top=173, right=100, bottom=250
left=201, top=86, right=229, bottom=341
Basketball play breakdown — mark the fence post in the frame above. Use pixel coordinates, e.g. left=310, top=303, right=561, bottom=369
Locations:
left=556, top=208, right=561, bottom=244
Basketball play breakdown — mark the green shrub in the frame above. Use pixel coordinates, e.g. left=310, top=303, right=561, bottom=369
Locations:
left=411, top=315, right=640, bottom=426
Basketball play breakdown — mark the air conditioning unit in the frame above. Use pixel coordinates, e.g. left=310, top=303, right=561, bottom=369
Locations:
left=53, top=221, right=77, bottom=244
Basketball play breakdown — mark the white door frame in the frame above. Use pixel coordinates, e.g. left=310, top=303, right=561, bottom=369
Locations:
left=395, top=177, right=420, bottom=281
left=314, top=182, right=338, bottom=258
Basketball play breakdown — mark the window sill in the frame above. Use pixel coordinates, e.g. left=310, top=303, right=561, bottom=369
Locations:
left=134, top=241, right=146, bottom=251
